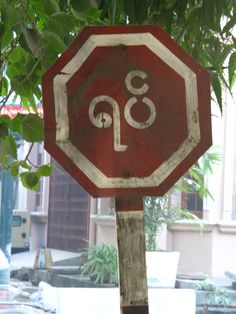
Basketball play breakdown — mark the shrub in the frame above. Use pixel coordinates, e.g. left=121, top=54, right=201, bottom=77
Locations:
left=82, top=243, right=118, bottom=284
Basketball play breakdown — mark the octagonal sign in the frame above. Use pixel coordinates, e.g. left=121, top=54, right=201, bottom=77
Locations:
left=42, top=25, right=212, bottom=197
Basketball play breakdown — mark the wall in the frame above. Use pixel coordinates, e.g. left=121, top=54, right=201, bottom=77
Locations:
left=91, top=197, right=117, bottom=248
left=168, top=222, right=214, bottom=276
left=92, top=215, right=117, bottom=248
left=169, top=221, right=236, bottom=277
left=91, top=213, right=236, bottom=278
left=211, top=222, right=236, bottom=277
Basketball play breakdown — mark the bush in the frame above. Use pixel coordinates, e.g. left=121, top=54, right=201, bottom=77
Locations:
left=82, top=243, right=118, bottom=285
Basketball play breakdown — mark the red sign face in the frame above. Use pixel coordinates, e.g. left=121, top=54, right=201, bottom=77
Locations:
left=42, top=25, right=212, bottom=197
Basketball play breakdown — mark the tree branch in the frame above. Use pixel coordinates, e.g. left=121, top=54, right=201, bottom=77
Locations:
left=19, top=0, right=46, bottom=70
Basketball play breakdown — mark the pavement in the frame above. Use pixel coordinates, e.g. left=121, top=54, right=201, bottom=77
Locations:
left=8, top=250, right=236, bottom=313
left=8, top=250, right=198, bottom=314
left=10, top=249, right=81, bottom=270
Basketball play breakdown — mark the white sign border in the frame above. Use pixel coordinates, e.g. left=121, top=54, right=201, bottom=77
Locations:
left=53, top=33, right=200, bottom=188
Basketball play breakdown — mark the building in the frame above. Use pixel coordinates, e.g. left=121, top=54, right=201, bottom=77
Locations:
left=2, top=90, right=236, bottom=277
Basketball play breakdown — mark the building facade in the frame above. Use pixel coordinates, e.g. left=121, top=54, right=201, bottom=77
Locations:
left=3, top=89, right=236, bottom=277
left=91, top=94, right=236, bottom=278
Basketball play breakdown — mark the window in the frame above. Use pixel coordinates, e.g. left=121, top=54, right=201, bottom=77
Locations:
left=181, top=172, right=203, bottom=219
left=12, top=216, right=22, bottom=227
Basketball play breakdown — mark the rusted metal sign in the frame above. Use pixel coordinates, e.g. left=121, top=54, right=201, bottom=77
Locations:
left=42, top=25, right=212, bottom=314
left=42, top=25, right=212, bottom=198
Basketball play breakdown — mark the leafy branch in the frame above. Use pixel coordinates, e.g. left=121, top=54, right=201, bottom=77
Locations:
left=0, top=112, right=51, bottom=190
left=19, top=0, right=47, bottom=69
left=0, top=0, right=235, bottom=191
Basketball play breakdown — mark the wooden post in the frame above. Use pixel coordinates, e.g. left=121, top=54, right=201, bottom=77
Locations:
left=115, top=197, right=149, bottom=314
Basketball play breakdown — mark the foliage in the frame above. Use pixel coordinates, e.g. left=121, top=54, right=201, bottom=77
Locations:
left=144, top=194, right=169, bottom=251
left=81, top=243, right=118, bottom=284
left=144, top=147, right=220, bottom=251
left=144, top=193, right=199, bottom=251
left=0, top=0, right=235, bottom=188
left=0, top=112, right=52, bottom=190
left=183, top=147, right=222, bottom=199
left=195, top=279, right=231, bottom=310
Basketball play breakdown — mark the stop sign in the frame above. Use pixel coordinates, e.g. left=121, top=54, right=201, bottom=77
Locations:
left=42, top=25, right=211, bottom=197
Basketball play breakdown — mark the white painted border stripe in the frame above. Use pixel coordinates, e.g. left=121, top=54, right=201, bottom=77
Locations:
left=53, top=33, right=200, bottom=189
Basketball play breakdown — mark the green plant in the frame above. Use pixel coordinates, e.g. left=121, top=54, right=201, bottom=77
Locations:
left=195, top=279, right=231, bottom=313
left=0, top=1, right=235, bottom=189
left=144, top=194, right=168, bottom=251
left=81, top=243, right=118, bottom=285
left=187, top=147, right=221, bottom=199
left=144, top=148, right=221, bottom=251
left=144, top=194, right=198, bottom=251
left=195, top=278, right=216, bottom=291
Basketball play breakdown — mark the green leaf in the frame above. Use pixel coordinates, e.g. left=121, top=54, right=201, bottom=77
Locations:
left=33, top=85, right=42, bottom=102
left=38, top=164, right=52, bottom=176
left=228, top=51, right=236, bottom=88
left=0, top=21, right=4, bottom=39
left=123, top=0, right=147, bottom=24
left=27, top=94, right=37, bottom=113
left=211, top=72, right=222, bottom=111
left=0, top=115, right=11, bottom=128
left=1, top=4, right=24, bottom=31
left=1, top=77, right=9, bottom=96
left=31, top=0, right=60, bottom=17
left=0, top=149, right=8, bottom=165
left=222, top=15, right=236, bottom=34
left=18, top=33, right=32, bottom=54
left=46, top=12, right=74, bottom=38
left=42, top=31, right=67, bottom=54
left=20, top=26, right=41, bottom=55
left=6, top=63, right=22, bottom=79
left=9, top=161, right=19, bottom=176
left=19, top=160, right=32, bottom=170
left=20, top=97, right=30, bottom=111
left=0, top=122, right=9, bottom=138
left=48, top=0, right=60, bottom=13
left=8, top=47, right=28, bottom=64
left=165, top=11, right=174, bottom=35
left=70, top=0, right=93, bottom=11
left=2, top=28, right=14, bottom=49
left=42, top=44, right=59, bottom=68
left=20, top=114, right=44, bottom=142
left=10, top=167, right=19, bottom=177
left=11, top=75, right=36, bottom=99
left=72, top=7, right=104, bottom=26
left=11, top=113, right=26, bottom=133
left=186, top=6, right=201, bottom=25
left=20, top=171, right=40, bottom=191
left=214, top=44, right=234, bottom=70
left=1, top=134, right=17, bottom=159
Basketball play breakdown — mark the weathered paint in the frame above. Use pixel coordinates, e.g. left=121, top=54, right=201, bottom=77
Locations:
left=115, top=201, right=148, bottom=312
left=43, top=25, right=211, bottom=197
left=41, top=25, right=211, bottom=314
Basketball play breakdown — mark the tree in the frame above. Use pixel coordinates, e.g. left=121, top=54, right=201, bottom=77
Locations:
left=0, top=0, right=235, bottom=190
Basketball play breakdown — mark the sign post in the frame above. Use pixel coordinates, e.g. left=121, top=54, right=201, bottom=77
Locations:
left=115, top=197, right=148, bottom=313
left=43, top=25, right=212, bottom=313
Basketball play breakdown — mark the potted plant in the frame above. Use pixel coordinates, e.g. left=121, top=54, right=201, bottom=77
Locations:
left=144, top=148, right=220, bottom=288
left=144, top=194, right=193, bottom=288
